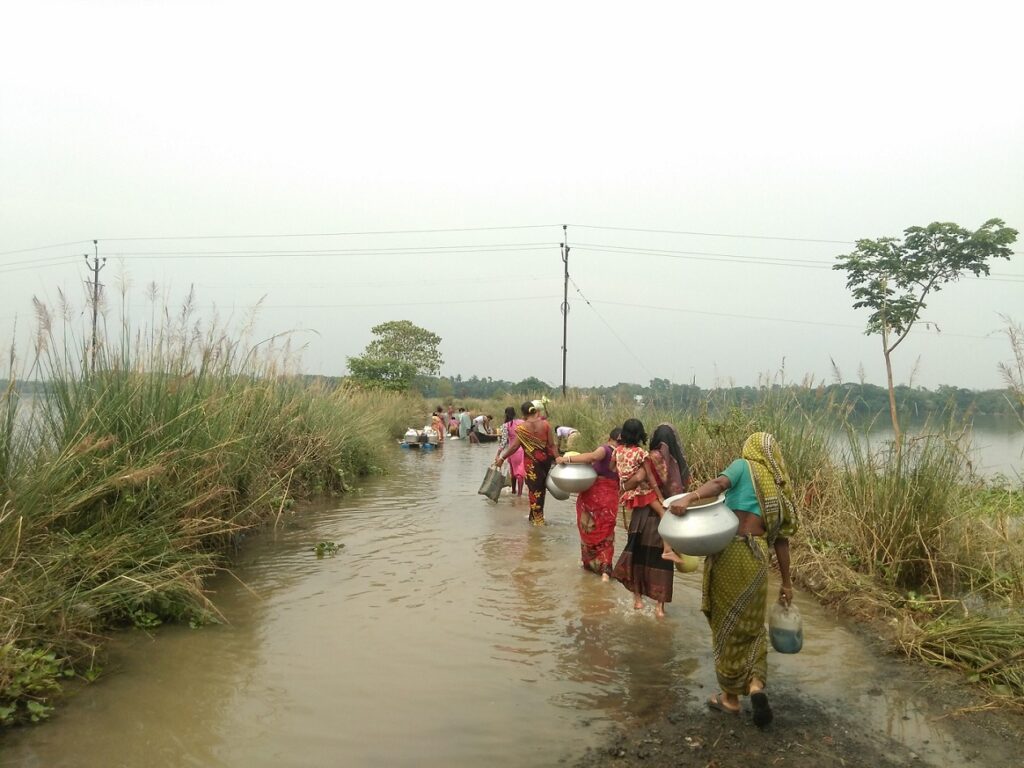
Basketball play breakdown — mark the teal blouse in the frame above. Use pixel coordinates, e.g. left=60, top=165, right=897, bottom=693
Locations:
left=721, top=458, right=761, bottom=517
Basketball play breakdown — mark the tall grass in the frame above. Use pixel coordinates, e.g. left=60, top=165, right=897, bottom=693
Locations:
left=0, top=295, right=422, bottom=725
left=832, top=428, right=968, bottom=591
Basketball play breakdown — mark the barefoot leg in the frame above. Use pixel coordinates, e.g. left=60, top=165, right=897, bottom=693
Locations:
left=661, top=547, right=685, bottom=564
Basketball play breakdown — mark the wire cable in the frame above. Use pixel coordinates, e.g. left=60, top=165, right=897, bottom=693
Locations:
left=0, top=258, right=83, bottom=276
left=571, top=223, right=854, bottom=245
left=248, top=295, right=561, bottom=310
left=104, top=244, right=558, bottom=260
left=0, top=240, right=93, bottom=258
left=575, top=243, right=832, bottom=269
left=567, top=276, right=654, bottom=379
left=589, top=299, right=1004, bottom=340
left=100, top=224, right=563, bottom=243
left=574, top=244, right=1024, bottom=282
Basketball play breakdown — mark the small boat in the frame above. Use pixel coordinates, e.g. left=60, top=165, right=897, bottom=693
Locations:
left=401, top=427, right=440, bottom=449
left=475, top=432, right=498, bottom=443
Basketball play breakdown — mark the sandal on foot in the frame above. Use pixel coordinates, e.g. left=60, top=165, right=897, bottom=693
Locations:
left=707, top=693, right=740, bottom=715
left=751, top=691, right=773, bottom=728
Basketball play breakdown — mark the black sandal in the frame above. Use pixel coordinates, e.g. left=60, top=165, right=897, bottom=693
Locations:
left=751, top=691, right=773, bottom=728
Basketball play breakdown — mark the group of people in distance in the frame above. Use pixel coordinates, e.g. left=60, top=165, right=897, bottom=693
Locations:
left=431, top=406, right=493, bottom=443
left=495, top=402, right=799, bottom=728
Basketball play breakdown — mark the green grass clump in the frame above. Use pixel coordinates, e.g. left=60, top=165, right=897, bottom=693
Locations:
left=0, top=299, right=422, bottom=725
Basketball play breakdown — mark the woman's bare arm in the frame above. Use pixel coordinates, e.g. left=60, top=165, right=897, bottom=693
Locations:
left=621, top=465, right=647, bottom=491
left=667, top=475, right=731, bottom=515
left=495, top=434, right=521, bottom=465
left=555, top=444, right=606, bottom=465
left=774, top=537, right=793, bottom=605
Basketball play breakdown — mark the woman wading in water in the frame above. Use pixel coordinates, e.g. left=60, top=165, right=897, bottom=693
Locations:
left=610, top=419, right=676, bottom=616
left=494, top=401, right=559, bottom=525
left=669, top=431, right=798, bottom=727
left=496, top=406, right=525, bottom=496
left=555, top=427, right=621, bottom=580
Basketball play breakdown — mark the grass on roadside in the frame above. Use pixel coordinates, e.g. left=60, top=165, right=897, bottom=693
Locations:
left=1, top=300, right=422, bottom=726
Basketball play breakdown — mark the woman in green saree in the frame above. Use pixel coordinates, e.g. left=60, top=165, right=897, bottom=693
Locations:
left=668, top=432, right=799, bottom=728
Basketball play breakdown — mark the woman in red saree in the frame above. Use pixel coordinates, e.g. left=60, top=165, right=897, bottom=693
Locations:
left=494, top=401, right=559, bottom=525
left=555, top=427, right=621, bottom=580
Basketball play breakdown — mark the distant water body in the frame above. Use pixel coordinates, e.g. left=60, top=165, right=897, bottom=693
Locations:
left=839, top=414, right=1022, bottom=479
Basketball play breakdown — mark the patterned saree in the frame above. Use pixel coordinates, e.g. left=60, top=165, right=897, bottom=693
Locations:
left=702, top=432, right=799, bottom=695
left=515, top=420, right=554, bottom=525
left=611, top=446, right=675, bottom=602
left=576, top=453, right=619, bottom=575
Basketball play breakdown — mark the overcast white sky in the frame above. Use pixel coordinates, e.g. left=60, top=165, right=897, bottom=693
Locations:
left=2, top=1, right=1021, bottom=391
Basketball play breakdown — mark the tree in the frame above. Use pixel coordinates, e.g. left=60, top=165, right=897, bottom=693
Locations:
left=346, top=356, right=417, bottom=391
left=513, top=376, right=552, bottom=396
left=363, top=320, right=443, bottom=376
left=834, top=218, right=1017, bottom=443
left=346, top=320, right=442, bottom=391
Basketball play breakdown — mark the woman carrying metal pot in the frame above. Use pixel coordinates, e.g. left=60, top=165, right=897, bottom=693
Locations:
left=555, top=427, right=621, bottom=581
left=668, top=431, right=799, bottom=727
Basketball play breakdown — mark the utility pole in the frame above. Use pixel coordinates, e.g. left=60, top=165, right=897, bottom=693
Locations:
left=84, top=239, right=106, bottom=372
left=560, top=224, right=569, bottom=397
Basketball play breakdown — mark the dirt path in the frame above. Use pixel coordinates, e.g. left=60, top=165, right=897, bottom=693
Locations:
left=573, top=634, right=1023, bottom=768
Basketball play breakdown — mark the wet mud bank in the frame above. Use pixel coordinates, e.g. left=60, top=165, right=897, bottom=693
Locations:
left=574, top=629, right=1023, bottom=768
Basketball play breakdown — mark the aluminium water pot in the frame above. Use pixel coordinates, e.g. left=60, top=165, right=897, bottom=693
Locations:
left=658, top=493, right=738, bottom=556
left=548, top=462, right=598, bottom=494
left=545, top=473, right=570, bottom=500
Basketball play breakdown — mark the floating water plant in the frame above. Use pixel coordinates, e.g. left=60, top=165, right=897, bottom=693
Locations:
left=313, top=541, right=343, bottom=558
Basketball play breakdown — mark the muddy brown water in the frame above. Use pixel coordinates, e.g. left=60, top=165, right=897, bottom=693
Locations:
left=0, top=442, right=1014, bottom=767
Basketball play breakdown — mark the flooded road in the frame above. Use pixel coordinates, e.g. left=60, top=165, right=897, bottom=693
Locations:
left=0, top=442, right=1015, bottom=767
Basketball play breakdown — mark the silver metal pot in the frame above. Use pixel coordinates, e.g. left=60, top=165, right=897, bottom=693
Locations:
left=545, top=473, right=570, bottom=500
left=548, top=463, right=597, bottom=493
left=658, top=493, right=738, bottom=556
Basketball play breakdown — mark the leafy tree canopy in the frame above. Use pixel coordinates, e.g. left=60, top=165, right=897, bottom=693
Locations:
left=346, top=356, right=417, bottom=391
left=833, top=218, right=1017, bottom=441
left=363, top=320, right=443, bottom=377
left=834, top=219, right=1016, bottom=343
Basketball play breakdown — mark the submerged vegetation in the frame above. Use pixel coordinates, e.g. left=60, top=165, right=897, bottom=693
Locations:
left=0, top=296, right=423, bottom=726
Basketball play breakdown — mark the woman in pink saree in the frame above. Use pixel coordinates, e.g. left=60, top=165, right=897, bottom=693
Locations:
left=496, top=406, right=525, bottom=496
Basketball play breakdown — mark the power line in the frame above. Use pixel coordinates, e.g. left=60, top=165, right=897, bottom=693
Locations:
left=243, top=295, right=561, bottom=310
left=193, top=274, right=560, bottom=291
left=571, top=223, right=854, bottom=245
left=574, top=223, right=1024, bottom=256
left=100, top=224, right=563, bottom=243
left=6, top=221, right=1020, bottom=256
left=104, top=243, right=557, bottom=260
left=590, top=299, right=1005, bottom=340
left=0, top=239, right=92, bottom=258
left=574, top=244, right=1024, bottom=282
left=0, top=258, right=82, bottom=275
left=575, top=243, right=832, bottom=269
left=567, top=276, right=653, bottom=379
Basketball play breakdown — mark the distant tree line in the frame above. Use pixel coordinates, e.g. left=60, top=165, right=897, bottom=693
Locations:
left=14, top=375, right=1017, bottom=419
left=415, top=375, right=1021, bottom=419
